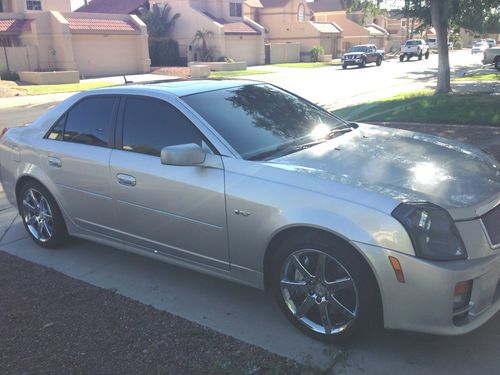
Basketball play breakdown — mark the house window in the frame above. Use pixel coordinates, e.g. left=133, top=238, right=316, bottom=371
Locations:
left=229, top=2, right=242, bottom=17
left=26, top=0, right=42, bottom=10
left=297, top=4, right=305, bottom=22
left=401, top=19, right=406, bottom=27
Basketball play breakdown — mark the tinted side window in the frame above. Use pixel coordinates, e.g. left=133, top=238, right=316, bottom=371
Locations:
left=46, top=115, right=65, bottom=140
left=63, top=97, right=115, bottom=147
left=122, top=98, right=203, bottom=157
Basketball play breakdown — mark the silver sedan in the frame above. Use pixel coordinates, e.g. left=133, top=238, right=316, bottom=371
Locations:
left=1, top=80, right=499, bottom=342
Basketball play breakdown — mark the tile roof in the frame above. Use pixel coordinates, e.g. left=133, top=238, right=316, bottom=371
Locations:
left=0, top=19, right=30, bottom=34
left=308, top=0, right=346, bottom=13
left=204, top=13, right=261, bottom=35
left=65, top=17, right=138, bottom=32
left=75, top=0, right=146, bottom=14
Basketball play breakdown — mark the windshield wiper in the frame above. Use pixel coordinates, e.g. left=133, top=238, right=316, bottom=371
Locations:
left=248, top=127, right=353, bottom=161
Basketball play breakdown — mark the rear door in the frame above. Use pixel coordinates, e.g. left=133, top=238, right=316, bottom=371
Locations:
left=109, top=96, right=229, bottom=269
left=42, top=95, right=118, bottom=235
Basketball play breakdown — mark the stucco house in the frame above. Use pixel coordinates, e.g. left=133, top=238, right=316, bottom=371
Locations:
left=167, top=0, right=265, bottom=65
left=0, top=0, right=150, bottom=77
left=245, top=0, right=342, bottom=60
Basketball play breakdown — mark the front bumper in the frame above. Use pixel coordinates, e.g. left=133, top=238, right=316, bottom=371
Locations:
left=342, top=59, right=362, bottom=66
left=354, top=241, right=500, bottom=335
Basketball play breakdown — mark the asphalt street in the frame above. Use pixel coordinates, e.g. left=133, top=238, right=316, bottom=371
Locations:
left=1, top=49, right=500, bottom=373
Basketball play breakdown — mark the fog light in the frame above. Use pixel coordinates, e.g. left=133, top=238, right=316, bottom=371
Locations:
left=454, top=280, right=472, bottom=310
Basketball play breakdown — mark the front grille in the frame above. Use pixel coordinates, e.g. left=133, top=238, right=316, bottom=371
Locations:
left=481, top=204, right=500, bottom=247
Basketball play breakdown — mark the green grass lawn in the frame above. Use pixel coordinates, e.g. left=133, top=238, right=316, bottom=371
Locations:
left=209, top=70, right=272, bottom=78
left=272, top=60, right=342, bottom=68
left=333, top=90, right=500, bottom=126
left=22, top=81, right=116, bottom=95
left=454, top=73, right=500, bottom=81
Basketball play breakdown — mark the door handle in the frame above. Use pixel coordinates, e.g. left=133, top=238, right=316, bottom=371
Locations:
left=117, top=173, right=136, bottom=187
left=48, top=156, right=62, bottom=168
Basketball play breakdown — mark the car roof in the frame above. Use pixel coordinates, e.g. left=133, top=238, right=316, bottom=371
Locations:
left=96, top=79, right=256, bottom=98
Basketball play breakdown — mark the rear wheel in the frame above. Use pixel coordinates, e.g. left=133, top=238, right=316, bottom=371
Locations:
left=495, top=59, right=500, bottom=71
left=18, top=180, right=68, bottom=248
left=271, top=233, right=380, bottom=343
left=376, top=57, right=382, bottom=66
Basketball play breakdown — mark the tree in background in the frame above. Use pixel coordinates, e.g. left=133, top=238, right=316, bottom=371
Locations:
left=192, top=30, right=217, bottom=61
left=140, top=3, right=181, bottom=66
left=346, top=0, right=500, bottom=94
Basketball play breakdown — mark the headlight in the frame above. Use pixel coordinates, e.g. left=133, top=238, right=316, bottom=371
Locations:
left=392, top=202, right=467, bottom=261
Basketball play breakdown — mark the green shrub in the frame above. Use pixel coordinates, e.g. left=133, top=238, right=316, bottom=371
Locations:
left=149, top=39, right=180, bottom=66
left=310, top=45, right=325, bottom=62
left=1, top=71, right=19, bottom=81
left=454, top=40, right=463, bottom=49
left=217, top=56, right=235, bottom=63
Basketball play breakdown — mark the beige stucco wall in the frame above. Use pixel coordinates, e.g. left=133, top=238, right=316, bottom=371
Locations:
left=7, top=0, right=70, bottom=12
left=168, top=0, right=264, bottom=65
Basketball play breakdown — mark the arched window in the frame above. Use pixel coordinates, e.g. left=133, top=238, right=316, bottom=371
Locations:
left=297, top=3, right=305, bottom=22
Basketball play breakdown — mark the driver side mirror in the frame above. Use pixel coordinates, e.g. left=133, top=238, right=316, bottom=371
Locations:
left=160, top=143, right=206, bottom=166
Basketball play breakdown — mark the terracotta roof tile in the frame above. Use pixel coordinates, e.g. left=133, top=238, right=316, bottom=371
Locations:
left=66, top=17, right=138, bottom=32
left=0, top=19, right=30, bottom=34
left=204, top=13, right=260, bottom=35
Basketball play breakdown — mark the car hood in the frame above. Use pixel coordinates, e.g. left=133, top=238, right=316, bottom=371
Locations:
left=268, top=124, right=500, bottom=216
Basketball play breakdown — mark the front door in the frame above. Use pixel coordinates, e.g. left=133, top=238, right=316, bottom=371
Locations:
left=110, top=96, right=229, bottom=269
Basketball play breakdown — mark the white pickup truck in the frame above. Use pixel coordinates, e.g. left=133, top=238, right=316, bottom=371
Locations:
left=400, top=39, right=430, bottom=61
left=482, top=47, right=500, bottom=70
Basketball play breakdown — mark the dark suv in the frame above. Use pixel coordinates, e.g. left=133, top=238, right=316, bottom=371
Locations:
left=341, top=44, right=384, bottom=69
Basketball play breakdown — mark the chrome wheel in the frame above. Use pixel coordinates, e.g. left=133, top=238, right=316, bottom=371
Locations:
left=280, top=249, right=358, bottom=335
left=22, top=188, right=54, bottom=243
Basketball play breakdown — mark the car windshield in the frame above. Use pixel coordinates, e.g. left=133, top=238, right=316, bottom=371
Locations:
left=406, top=40, right=421, bottom=46
left=182, top=84, right=350, bottom=160
left=349, top=46, right=368, bottom=52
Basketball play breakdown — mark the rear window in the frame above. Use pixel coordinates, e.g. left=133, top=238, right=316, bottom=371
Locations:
left=406, top=40, right=422, bottom=46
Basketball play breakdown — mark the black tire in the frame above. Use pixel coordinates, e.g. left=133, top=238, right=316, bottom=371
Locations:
left=399, top=54, right=404, bottom=62
left=18, top=180, right=68, bottom=248
left=425, top=51, right=430, bottom=59
left=495, top=59, right=500, bottom=71
left=270, top=232, right=381, bottom=343
left=342, top=64, right=347, bottom=70
left=376, top=57, right=382, bottom=66
left=406, top=54, right=411, bottom=61
left=359, top=58, right=366, bottom=68
left=418, top=52, right=423, bottom=60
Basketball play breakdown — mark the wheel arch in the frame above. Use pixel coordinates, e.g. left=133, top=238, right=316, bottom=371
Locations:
left=262, top=225, right=384, bottom=325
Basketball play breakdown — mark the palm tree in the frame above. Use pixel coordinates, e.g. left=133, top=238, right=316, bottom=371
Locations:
left=140, top=2, right=180, bottom=40
left=192, top=29, right=216, bottom=61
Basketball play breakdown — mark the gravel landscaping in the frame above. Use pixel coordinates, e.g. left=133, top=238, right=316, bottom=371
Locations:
left=0, top=251, right=303, bottom=374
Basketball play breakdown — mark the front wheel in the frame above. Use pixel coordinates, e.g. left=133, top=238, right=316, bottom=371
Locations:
left=495, top=59, right=500, bottom=71
left=359, top=58, right=366, bottom=68
left=399, top=54, right=404, bottom=62
left=18, top=180, right=68, bottom=248
left=376, top=57, right=382, bottom=66
left=418, top=52, right=423, bottom=60
left=271, top=234, right=380, bottom=343
left=425, top=51, right=430, bottom=59
left=342, top=64, right=347, bottom=70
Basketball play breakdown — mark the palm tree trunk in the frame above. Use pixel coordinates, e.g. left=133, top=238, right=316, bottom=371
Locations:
left=430, top=0, right=451, bottom=94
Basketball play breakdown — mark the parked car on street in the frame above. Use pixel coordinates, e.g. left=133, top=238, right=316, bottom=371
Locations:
left=341, top=44, right=384, bottom=69
left=400, top=39, right=430, bottom=61
left=1, top=80, right=499, bottom=343
left=482, top=46, right=500, bottom=70
left=472, top=41, right=489, bottom=54
left=486, top=38, right=497, bottom=48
